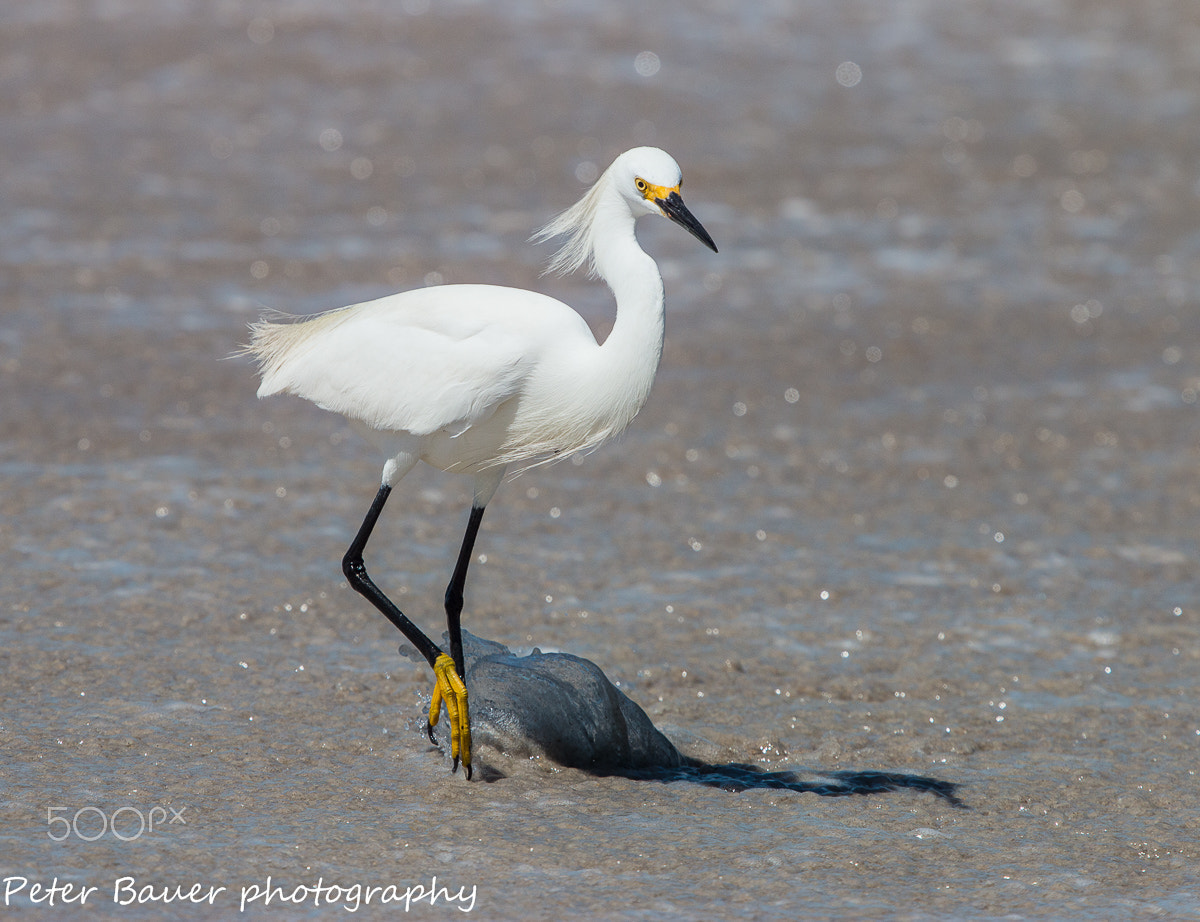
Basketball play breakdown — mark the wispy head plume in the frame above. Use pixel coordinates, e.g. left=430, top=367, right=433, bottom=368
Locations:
left=530, top=171, right=610, bottom=278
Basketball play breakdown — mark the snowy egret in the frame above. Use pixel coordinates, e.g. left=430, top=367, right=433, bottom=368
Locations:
left=245, top=147, right=716, bottom=778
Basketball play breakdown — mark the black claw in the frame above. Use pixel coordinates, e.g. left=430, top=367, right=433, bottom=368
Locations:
left=426, top=722, right=437, bottom=745
left=451, top=756, right=460, bottom=774
left=464, top=764, right=473, bottom=781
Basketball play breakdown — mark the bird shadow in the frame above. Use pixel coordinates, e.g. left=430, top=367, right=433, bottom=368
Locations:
left=471, top=758, right=966, bottom=808
left=425, top=631, right=968, bottom=808
left=601, top=762, right=967, bottom=808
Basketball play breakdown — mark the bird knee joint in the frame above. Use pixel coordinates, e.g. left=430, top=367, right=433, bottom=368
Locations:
left=342, top=553, right=366, bottom=584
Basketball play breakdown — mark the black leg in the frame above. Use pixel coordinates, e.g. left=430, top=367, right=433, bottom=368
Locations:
left=342, top=484, right=443, bottom=669
left=444, top=504, right=486, bottom=679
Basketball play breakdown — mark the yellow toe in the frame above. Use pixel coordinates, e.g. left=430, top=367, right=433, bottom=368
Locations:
left=428, top=653, right=471, bottom=777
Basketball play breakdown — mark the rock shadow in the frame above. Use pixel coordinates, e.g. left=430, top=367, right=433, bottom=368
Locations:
left=412, top=631, right=965, bottom=808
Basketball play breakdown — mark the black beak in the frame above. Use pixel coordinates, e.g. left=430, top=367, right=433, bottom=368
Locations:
left=657, top=191, right=718, bottom=253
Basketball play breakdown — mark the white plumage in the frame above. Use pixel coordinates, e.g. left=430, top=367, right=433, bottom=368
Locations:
left=245, top=146, right=717, bottom=778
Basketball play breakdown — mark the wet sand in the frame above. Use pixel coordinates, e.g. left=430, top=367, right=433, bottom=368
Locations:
left=2, top=1, right=1199, bottom=918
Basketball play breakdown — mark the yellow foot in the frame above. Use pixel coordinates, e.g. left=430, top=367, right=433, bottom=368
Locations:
left=427, top=653, right=471, bottom=779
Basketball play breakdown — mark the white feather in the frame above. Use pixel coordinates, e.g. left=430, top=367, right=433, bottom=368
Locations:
left=244, top=146, right=707, bottom=485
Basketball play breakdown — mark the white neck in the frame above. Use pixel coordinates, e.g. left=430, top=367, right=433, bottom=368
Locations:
left=591, top=202, right=665, bottom=424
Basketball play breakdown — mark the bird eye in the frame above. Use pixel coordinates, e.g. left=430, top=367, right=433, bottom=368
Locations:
left=635, top=178, right=648, bottom=193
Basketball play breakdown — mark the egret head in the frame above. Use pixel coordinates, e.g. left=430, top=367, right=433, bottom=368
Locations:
left=534, top=146, right=717, bottom=276
left=618, top=147, right=718, bottom=253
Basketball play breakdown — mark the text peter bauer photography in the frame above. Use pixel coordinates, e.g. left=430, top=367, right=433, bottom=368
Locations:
left=3, top=875, right=478, bottom=913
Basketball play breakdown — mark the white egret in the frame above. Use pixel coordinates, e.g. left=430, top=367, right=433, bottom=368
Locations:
left=245, top=146, right=717, bottom=778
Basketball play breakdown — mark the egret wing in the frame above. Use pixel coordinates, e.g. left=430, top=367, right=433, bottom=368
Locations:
left=252, top=286, right=549, bottom=436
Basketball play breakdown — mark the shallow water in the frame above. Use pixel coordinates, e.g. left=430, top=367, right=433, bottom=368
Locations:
left=2, top=0, right=1199, bottom=918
